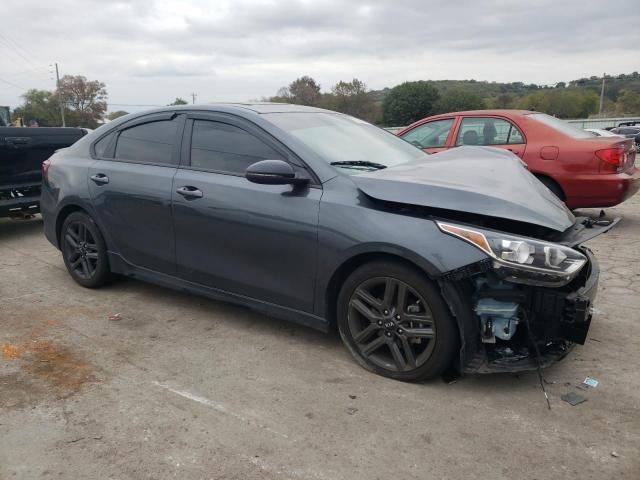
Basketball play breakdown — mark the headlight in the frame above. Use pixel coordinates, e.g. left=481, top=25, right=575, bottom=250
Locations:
left=436, top=221, right=587, bottom=286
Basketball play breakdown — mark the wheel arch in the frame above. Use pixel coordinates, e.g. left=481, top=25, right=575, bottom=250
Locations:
left=56, top=204, right=87, bottom=246
left=533, top=173, right=566, bottom=201
left=55, top=203, right=110, bottom=251
left=323, top=251, right=435, bottom=333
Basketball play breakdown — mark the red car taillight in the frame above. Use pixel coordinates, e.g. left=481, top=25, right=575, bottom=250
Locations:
left=42, top=159, right=51, bottom=184
left=595, top=146, right=624, bottom=168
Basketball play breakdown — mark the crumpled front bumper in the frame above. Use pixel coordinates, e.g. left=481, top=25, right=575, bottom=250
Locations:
left=460, top=248, right=599, bottom=374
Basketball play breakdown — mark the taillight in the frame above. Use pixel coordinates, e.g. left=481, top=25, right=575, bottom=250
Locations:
left=595, top=147, right=624, bottom=168
left=42, top=159, right=51, bottom=184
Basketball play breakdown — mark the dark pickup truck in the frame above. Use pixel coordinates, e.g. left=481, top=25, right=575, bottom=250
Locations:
left=0, top=127, right=86, bottom=217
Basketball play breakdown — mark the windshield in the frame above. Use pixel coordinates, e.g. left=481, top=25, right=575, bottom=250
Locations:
left=265, top=112, right=427, bottom=173
left=529, top=113, right=593, bottom=139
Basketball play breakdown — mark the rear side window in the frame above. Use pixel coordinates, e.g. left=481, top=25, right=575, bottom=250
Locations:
left=189, top=120, right=283, bottom=174
left=94, top=132, right=115, bottom=158
left=115, top=119, right=179, bottom=165
left=401, top=119, right=454, bottom=148
left=455, top=117, right=524, bottom=146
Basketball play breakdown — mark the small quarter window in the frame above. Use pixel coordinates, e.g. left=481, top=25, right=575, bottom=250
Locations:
left=94, top=132, right=115, bottom=158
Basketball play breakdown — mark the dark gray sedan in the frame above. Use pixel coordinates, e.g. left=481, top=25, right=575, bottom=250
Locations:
left=41, top=103, right=614, bottom=382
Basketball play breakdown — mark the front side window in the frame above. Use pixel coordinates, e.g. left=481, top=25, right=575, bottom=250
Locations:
left=189, top=120, right=284, bottom=174
left=401, top=119, right=454, bottom=148
left=455, top=117, right=524, bottom=146
left=115, top=119, right=179, bottom=165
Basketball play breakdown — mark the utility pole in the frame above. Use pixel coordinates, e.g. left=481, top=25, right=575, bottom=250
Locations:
left=55, top=63, right=66, bottom=127
left=191, top=92, right=197, bottom=104
left=598, top=73, right=606, bottom=117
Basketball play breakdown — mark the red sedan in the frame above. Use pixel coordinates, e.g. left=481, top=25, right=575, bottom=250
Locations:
left=397, top=110, right=639, bottom=209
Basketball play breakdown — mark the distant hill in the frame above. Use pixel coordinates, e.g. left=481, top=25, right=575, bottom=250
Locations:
left=369, top=72, right=640, bottom=117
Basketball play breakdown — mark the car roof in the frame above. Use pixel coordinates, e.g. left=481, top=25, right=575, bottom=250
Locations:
left=158, top=102, right=329, bottom=115
left=99, top=102, right=337, bottom=132
left=426, top=109, right=539, bottom=118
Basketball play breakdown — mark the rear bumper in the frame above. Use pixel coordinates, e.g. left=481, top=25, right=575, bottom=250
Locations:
left=564, top=167, right=640, bottom=209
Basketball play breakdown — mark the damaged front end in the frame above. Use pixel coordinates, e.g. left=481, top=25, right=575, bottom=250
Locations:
left=437, top=218, right=612, bottom=374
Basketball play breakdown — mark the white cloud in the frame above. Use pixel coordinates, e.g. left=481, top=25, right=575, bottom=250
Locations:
left=0, top=0, right=637, bottom=112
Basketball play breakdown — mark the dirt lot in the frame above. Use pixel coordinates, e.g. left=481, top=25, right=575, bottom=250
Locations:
left=1, top=197, right=639, bottom=480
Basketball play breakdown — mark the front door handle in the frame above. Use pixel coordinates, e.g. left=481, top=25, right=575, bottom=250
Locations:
left=176, top=186, right=203, bottom=199
left=90, top=173, right=109, bottom=185
left=6, top=137, right=30, bottom=144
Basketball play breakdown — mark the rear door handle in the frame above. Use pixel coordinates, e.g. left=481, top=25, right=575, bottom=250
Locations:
left=90, top=173, right=109, bottom=185
left=176, top=186, right=203, bottom=199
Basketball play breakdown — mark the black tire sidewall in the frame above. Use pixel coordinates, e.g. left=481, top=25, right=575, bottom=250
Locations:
left=337, top=261, right=459, bottom=382
left=61, top=211, right=111, bottom=288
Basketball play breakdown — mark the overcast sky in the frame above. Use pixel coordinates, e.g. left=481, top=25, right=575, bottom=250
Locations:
left=1, top=0, right=638, bottom=113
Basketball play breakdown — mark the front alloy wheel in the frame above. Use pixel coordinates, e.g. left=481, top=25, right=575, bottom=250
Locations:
left=338, top=261, right=457, bottom=381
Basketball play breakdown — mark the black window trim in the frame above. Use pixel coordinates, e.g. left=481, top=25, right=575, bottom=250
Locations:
left=180, top=112, right=321, bottom=187
left=90, top=112, right=186, bottom=168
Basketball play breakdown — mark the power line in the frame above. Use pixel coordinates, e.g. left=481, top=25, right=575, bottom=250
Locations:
left=0, top=77, right=25, bottom=90
left=0, top=32, right=40, bottom=66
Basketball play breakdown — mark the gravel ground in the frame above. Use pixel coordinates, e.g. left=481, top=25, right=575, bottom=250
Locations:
left=1, top=195, right=639, bottom=479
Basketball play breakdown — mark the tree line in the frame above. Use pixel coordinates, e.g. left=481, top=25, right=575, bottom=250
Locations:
left=9, top=72, right=640, bottom=128
left=268, top=72, right=640, bottom=126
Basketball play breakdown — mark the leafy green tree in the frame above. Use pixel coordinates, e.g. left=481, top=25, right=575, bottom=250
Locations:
left=11, top=89, right=60, bottom=126
left=331, top=78, right=375, bottom=120
left=434, top=87, right=485, bottom=113
left=382, top=81, right=440, bottom=126
left=57, top=75, right=107, bottom=128
left=106, top=110, right=129, bottom=121
left=617, top=90, right=640, bottom=115
left=288, top=76, right=321, bottom=106
left=168, top=97, right=188, bottom=105
left=517, top=89, right=598, bottom=118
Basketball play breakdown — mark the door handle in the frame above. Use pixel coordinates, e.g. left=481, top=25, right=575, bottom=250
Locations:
left=90, top=173, right=109, bottom=185
left=176, top=186, right=203, bottom=199
left=6, top=137, right=29, bottom=144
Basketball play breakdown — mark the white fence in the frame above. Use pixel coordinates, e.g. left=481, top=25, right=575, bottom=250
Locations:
left=566, top=117, right=640, bottom=129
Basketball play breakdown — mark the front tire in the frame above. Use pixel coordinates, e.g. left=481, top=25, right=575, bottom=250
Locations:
left=61, top=211, right=111, bottom=288
left=337, top=261, right=458, bottom=382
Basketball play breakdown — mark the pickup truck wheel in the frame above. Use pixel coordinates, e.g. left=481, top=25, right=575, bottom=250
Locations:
left=337, top=261, right=458, bottom=382
left=61, top=212, right=111, bottom=288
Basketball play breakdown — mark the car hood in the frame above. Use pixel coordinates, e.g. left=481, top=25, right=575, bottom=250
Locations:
left=352, top=146, right=576, bottom=233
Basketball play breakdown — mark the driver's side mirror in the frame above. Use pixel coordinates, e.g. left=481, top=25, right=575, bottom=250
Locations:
left=245, top=160, right=309, bottom=186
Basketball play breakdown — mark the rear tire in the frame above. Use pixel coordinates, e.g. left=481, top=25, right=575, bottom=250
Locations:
left=337, top=261, right=458, bottom=382
left=61, top=211, right=112, bottom=288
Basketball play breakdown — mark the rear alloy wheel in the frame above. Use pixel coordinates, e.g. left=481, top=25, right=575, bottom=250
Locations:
left=61, top=211, right=111, bottom=288
left=337, top=261, right=458, bottom=382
